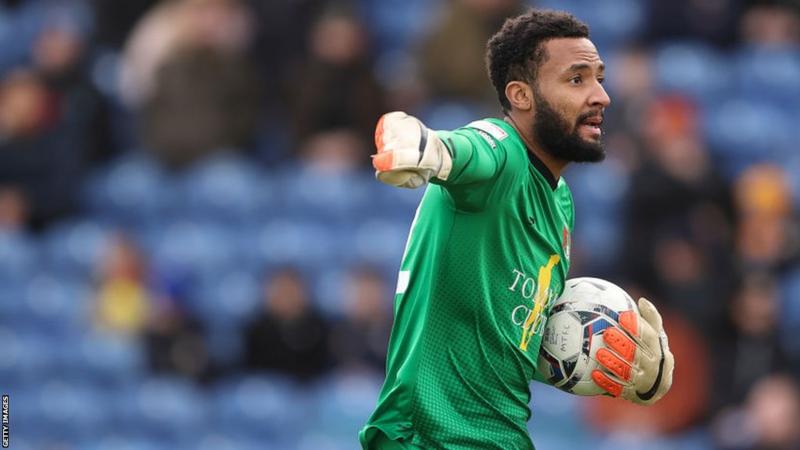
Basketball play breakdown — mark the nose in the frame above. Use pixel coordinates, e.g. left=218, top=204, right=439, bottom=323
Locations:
left=589, top=82, right=611, bottom=108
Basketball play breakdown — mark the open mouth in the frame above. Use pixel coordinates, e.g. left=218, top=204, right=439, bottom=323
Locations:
left=579, top=115, right=603, bottom=136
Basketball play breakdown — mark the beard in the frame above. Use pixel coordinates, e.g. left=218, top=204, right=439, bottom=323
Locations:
left=532, top=93, right=606, bottom=163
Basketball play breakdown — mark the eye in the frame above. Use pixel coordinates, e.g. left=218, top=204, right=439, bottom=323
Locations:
left=569, top=76, right=582, bottom=85
left=597, top=77, right=605, bottom=84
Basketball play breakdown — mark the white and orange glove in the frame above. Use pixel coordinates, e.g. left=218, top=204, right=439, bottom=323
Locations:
left=372, top=112, right=453, bottom=189
left=592, top=298, right=675, bottom=405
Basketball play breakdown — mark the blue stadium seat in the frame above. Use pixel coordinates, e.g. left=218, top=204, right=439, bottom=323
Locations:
left=356, top=0, right=442, bottom=54
left=0, top=277, right=28, bottom=318
left=653, top=41, right=733, bottom=103
left=80, top=435, right=174, bottom=450
left=195, top=270, right=261, bottom=327
left=275, top=166, right=375, bottom=224
left=149, top=221, right=241, bottom=279
left=75, top=332, right=146, bottom=386
left=42, top=220, right=113, bottom=278
left=192, top=434, right=285, bottom=450
left=0, top=231, right=37, bottom=281
left=528, top=383, right=591, bottom=446
left=536, top=0, right=643, bottom=50
left=82, top=154, right=168, bottom=227
left=418, top=100, right=491, bottom=131
left=0, top=328, right=62, bottom=384
left=251, top=218, right=338, bottom=272
left=703, top=99, right=793, bottom=176
left=179, top=155, right=264, bottom=226
left=348, top=218, right=409, bottom=270
left=310, top=267, right=348, bottom=318
left=21, top=274, right=92, bottom=335
left=29, top=379, right=111, bottom=441
left=314, top=371, right=383, bottom=440
left=566, top=162, right=629, bottom=273
left=734, top=47, right=800, bottom=106
left=114, top=377, right=209, bottom=441
left=215, top=373, right=312, bottom=441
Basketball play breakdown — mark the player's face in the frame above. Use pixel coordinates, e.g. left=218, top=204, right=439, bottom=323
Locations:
left=530, top=38, right=610, bottom=162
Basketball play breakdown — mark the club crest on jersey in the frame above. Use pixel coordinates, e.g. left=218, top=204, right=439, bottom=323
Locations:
left=562, top=226, right=571, bottom=261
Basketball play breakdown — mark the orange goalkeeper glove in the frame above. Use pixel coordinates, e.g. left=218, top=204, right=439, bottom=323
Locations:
left=372, top=112, right=453, bottom=189
left=592, top=298, right=675, bottom=405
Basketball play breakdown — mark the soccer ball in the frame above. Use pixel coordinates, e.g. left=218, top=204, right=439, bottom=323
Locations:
left=536, top=277, right=638, bottom=396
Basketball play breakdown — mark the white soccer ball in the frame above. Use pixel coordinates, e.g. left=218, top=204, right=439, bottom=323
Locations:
left=536, top=277, right=638, bottom=396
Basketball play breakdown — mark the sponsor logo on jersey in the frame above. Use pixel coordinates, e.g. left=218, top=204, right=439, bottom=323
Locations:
left=562, top=226, right=571, bottom=261
left=467, top=120, right=508, bottom=141
left=508, top=254, right=561, bottom=351
left=475, top=130, right=497, bottom=149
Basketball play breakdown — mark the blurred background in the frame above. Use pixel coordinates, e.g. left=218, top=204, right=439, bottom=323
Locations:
left=0, top=0, right=798, bottom=448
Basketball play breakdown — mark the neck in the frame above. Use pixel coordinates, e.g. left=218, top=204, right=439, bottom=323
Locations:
left=504, top=114, right=568, bottom=179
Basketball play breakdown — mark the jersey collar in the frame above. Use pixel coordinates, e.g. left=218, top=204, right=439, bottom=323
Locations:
left=526, top=148, right=559, bottom=191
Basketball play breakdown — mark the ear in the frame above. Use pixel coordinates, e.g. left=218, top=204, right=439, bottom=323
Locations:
left=505, top=81, right=533, bottom=112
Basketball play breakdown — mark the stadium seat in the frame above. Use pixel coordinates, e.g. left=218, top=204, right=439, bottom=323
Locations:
left=528, top=383, right=591, bottom=447
left=314, top=371, right=384, bottom=440
left=42, top=220, right=113, bottom=278
left=214, top=373, right=312, bottom=441
left=76, top=332, right=146, bottom=386
left=30, top=379, right=111, bottom=441
left=566, top=162, right=629, bottom=272
left=356, top=0, right=443, bottom=55
left=734, top=47, right=800, bottom=106
left=276, top=166, right=375, bottom=224
left=653, top=41, right=733, bottom=103
left=195, top=269, right=261, bottom=327
left=149, top=221, right=240, bottom=280
left=82, top=154, right=169, bottom=227
left=179, top=155, right=264, bottom=226
left=21, top=274, right=92, bottom=336
left=251, top=217, right=337, bottom=272
left=114, top=376, right=209, bottom=441
left=703, top=99, right=793, bottom=176
left=0, top=230, right=38, bottom=281
left=536, top=0, right=643, bottom=50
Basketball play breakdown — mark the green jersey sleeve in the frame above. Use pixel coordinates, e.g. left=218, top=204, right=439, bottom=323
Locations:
left=431, top=120, right=513, bottom=211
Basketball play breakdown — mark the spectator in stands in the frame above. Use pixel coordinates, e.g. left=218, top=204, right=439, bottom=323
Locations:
left=329, top=266, right=392, bottom=374
left=298, top=128, right=368, bottom=174
left=418, top=0, right=523, bottom=106
left=733, top=164, right=800, bottom=274
left=0, top=187, right=29, bottom=232
left=119, top=0, right=256, bottom=107
left=139, top=46, right=261, bottom=168
left=120, top=0, right=261, bottom=168
left=243, top=268, right=330, bottom=381
left=644, top=0, right=742, bottom=47
left=714, top=374, right=800, bottom=450
left=0, top=10, right=110, bottom=230
left=144, top=274, right=212, bottom=383
left=287, top=9, right=386, bottom=148
left=93, top=233, right=152, bottom=336
left=710, top=273, right=790, bottom=415
left=620, top=95, right=736, bottom=336
left=740, top=2, right=800, bottom=47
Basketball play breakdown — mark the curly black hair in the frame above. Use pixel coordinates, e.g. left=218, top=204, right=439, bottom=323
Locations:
left=486, top=9, right=589, bottom=112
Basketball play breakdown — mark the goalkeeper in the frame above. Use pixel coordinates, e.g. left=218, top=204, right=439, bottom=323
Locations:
left=360, top=9, right=674, bottom=450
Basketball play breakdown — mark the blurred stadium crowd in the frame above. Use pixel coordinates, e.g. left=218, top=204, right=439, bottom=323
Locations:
left=0, top=0, right=798, bottom=448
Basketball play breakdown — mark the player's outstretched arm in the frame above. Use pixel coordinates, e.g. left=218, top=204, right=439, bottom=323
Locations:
left=372, top=111, right=453, bottom=189
left=591, top=298, right=675, bottom=405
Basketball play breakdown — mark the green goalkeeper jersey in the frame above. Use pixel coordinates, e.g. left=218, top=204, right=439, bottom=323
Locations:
left=360, top=118, right=575, bottom=450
